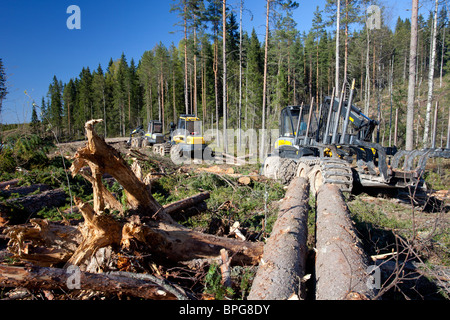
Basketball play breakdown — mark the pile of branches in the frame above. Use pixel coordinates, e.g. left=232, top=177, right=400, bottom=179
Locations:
left=0, top=120, right=263, bottom=300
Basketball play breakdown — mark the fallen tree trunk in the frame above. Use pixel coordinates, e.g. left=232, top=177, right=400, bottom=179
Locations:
left=0, top=188, right=68, bottom=224
left=1, top=188, right=68, bottom=214
left=163, top=192, right=210, bottom=216
left=3, top=191, right=261, bottom=267
left=248, top=177, right=310, bottom=300
left=0, top=264, right=182, bottom=300
left=315, top=184, right=376, bottom=300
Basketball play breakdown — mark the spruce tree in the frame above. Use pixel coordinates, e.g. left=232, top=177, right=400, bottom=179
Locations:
left=0, top=58, right=7, bottom=116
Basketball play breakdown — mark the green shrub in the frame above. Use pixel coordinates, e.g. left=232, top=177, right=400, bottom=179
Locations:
left=0, top=134, right=53, bottom=173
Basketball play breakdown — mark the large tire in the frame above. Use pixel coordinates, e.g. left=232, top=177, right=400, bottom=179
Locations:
left=296, top=162, right=311, bottom=178
left=308, top=165, right=324, bottom=195
left=307, top=159, right=353, bottom=194
left=277, top=158, right=297, bottom=185
left=170, top=144, right=187, bottom=164
left=262, top=156, right=282, bottom=180
left=203, top=146, right=215, bottom=162
left=163, top=142, right=172, bottom=155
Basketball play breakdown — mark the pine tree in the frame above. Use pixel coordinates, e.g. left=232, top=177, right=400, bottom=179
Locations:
left=406, top=0, right=419, bottom=151
left=138, top=50, right=156, bottom=124
left=76, top=67, right=93, bottom=137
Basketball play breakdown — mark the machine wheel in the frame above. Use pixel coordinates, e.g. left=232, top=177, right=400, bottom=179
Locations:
left=163, top=142, right=172, bottom=155
left=170, top=144, right=187, bottom=164
left=296, top=162, right=311, bottom=178
left=262, top=156, right=282, bottom=180
left=131, top=137, right=141, bottom=148
left=203, top=146, right=215, bottom=162
left=277, top=158, right=297, bottom=185
left=306, top=159, right=353, bottom=194
left=308, top=165, right=324, bottom=194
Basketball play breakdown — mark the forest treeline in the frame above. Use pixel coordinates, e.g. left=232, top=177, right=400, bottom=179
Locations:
left=32, top=0, right=450, bottom=150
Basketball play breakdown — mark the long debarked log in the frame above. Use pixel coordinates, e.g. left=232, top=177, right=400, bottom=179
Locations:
left=248, top=177, right=310, bottom=300
left=315, top=184, right=376, bottom=300
left=0, top=264, right=182, bottom=300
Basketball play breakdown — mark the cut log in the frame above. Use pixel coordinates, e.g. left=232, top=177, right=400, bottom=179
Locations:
left=0, top=264, right=181, bottom=300
left=0, top=184, right=51, bottom=198
left=248, top=177, right=310, bottom=300
left=123, top=216, right=263, bottom=266
left=315, top=184, right=376, bottom=300
left=0, top=179, right=20, bottom=190
left=163, top=192, right=210, bottom=216
left=0, top=188, right=68, bottom=224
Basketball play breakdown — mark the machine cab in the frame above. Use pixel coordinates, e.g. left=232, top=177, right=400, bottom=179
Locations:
left=173, top=114, right=205, bottom=145
left=148, top=120, right=163, bottom=135
left=280, top=105, right=318, bottom=136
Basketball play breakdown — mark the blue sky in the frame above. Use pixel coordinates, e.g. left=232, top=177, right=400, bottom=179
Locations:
left=0, top=0, right=414, bottom=124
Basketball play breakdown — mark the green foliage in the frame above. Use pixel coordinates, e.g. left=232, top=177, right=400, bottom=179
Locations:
left=0, top=134, right=53, bottom=173
left=204, top=262, right=235, bottom=299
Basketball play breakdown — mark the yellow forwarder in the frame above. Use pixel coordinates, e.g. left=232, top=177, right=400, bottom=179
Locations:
left=170, top=114, right=214, bottom=163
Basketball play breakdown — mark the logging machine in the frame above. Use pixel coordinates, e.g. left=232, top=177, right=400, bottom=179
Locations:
left=262, top=79, right=450, bottom=193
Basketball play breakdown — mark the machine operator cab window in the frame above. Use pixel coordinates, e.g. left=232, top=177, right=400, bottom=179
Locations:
left=148, top=121, right=163, bottom=134
left=177, top=115, right=202, bottom=136
left=280, top=106, right=318, bottom=138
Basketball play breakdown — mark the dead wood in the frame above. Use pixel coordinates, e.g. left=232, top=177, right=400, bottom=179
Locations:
left=63, top=197, right=122, bottom=268
left=4, top=218, right=82, bottom=266
left=70, top=119, right=167, bottom=220
left=2, top=191, right=259, bottom=268
left=163, top=192, right=210, bottom=216
left=315, top=184, right=376, bottom=300
left=0, top=264, right=180, bottom=300
left=0, top=184, right=51, bottom=198
left=0, top=179, right=20, bottom=190
left=122, top=216, right=263, bottom=266
left=3, top=119, right=263, bottom=286
left=248, top=177, right=310, bottom=300
left=220, top=249, right=232, bottom=288
left=0, top=188, right=68, bottom=222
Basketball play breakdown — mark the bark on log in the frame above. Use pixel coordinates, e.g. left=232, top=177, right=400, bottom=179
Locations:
left=0, top=188, right=68, bottom=221
left=123, top=216, right=263, bottom=266
left=3, top=192, right=261, bottom=267
left=315, top=184, right=376, bottom=300
left=0, top=184, right=52, bottom=198
left=163, top=192, right=210, bottom=216
left=0, top=264, right=181, bottom=300
left=248, top=177, right=310, bottom=300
